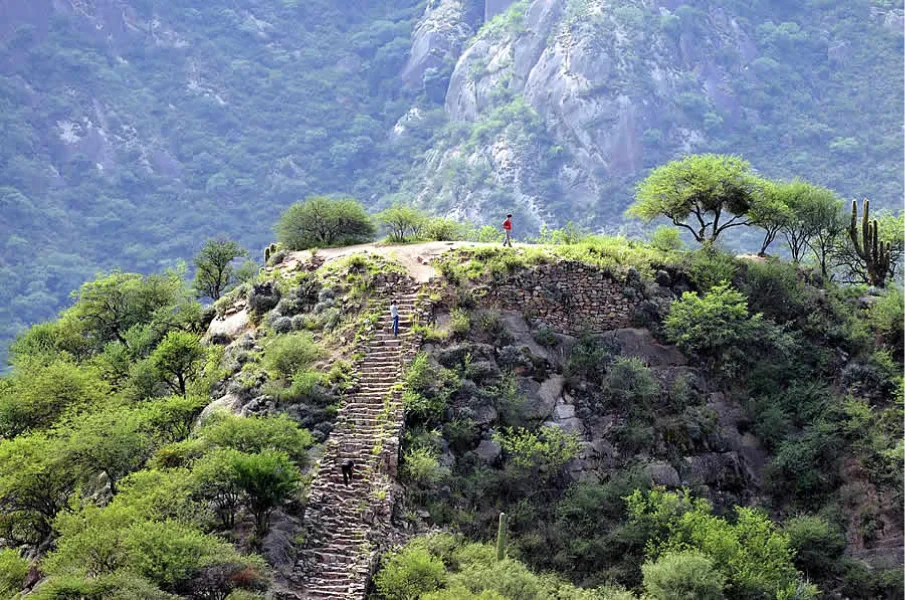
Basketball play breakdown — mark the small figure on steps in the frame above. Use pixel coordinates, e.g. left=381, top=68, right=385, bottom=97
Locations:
left=390, top=300, right=399, bottom=337
left=341, top=459, right=355, bottom=485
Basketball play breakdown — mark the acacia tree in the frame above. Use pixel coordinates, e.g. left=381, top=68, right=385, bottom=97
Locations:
left=69, top=271, right=185, bottom=349
left=376, top=203, right=427, bottom=243
left=778, top=181, right=844, bottom=270
left=629, top=154, right=760, bottom=246
left=193, top=239, right=247, bottom=301
left=276, top=197, right=375, bottom=250
left=749, top=180, right=793, bottom=256
left=150, top=331, right=206, bottom=396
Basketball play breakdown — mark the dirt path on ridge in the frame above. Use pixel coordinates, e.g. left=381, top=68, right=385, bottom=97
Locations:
left=279, top=241, right=528, bottom=282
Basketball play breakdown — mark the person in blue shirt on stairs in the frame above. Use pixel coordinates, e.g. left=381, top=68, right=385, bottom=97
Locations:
left=390, top=299, right=399, bottom=337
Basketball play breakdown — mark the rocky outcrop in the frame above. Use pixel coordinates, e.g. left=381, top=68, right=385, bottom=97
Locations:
left=400, top=0, right=480, bottom=89
left=404, top=0, right=828, bottom=228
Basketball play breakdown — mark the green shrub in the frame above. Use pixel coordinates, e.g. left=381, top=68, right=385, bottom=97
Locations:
left=375, top=546, right=446, bottom=600
left=124, top=520, right=268, bottom=592
left=737, top=259, right=810, bottom=326
left=140, top=395, right=209, bottom=443
left=232, top=450, right=300, bottom=536
left=402, top=446, right=448, bottom=490
left=262, top=332, right=323, bottom=380
left=150, top=331, right=207, bottom=397
left=564, top=334, right=619, bottom=386
left=376, top=204, right=427, bottom=243
left=275, top=197, right=375, bottom=250
left=62, top=406, right=154, bottom=493
left=649, top=226, right=684, bottom=252
left=0, top=433, right=76, bottom=544
left=686, top=250, right=738, bottom=292
left=535, top=222, right=590, bottom=245
left=199, top=413, right=313, bottom=465
left=0, top=548, right=29, bottom=598
left=450, top=308, right=471, bottom=336
left=495, top=427, right=581, bottom=483
left=767, top=420, right=843, bottom=505
left=112, top=468, right=203, bottom=524
left=869, top=286, right=904, bottom=359
left=602, top=357, right=660, bottom=418
left=191, top=448, right=245, bottom=529
left=628, top=490, right=802, bottom=598
left=423, top=217, right=464, bottom=241
left=783, top=515, right=846, bottom=577
left=0, top=359, right=109, bottom=437
left=642, top=551, right=725, bottom=600
left=664, top=282, right=760, bottom=361
left=29, top=573, right=177, bottom=600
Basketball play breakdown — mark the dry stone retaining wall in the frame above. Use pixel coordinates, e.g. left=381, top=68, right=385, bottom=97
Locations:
left=479, top=261, right=642, bottom=333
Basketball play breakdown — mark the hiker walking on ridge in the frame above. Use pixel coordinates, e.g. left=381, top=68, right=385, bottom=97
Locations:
left=390, top=299, right=399, bottom=337
left=502, top=214, right=513, bottom=247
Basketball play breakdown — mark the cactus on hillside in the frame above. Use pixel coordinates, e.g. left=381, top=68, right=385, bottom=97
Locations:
left=496, top=512, right=507, bottom=561
left=848, top=199, right=892, bottom=287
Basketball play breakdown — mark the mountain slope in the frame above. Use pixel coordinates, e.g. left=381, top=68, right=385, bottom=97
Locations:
left=1, top=0, right=902, bottom=362
left=396, top=0, right=904, bottom=228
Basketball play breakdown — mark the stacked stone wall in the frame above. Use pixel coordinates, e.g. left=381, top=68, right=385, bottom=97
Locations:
left=479, top=261, right=641, bottom=333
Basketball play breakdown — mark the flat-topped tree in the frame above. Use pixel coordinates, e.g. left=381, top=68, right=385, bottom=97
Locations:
left=629, top=154, right=760, bottom=246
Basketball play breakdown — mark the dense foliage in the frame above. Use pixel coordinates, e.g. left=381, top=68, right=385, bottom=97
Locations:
left=1, top=0, right=902, bottom=365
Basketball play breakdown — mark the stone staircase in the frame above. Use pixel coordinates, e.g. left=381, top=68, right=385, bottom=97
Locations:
left=280, top=289, right=424, bottom=599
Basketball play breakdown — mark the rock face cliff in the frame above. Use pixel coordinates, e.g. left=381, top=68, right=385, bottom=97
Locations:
left=396, top=0, right=904, bottom=231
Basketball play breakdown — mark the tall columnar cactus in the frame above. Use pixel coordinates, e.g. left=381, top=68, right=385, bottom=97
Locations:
left=849, top=198, right=892, bottom=287
left=496, top=512, right=507, bottom=562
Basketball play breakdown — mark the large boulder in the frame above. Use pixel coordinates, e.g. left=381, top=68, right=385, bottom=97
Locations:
left=499, top=311, right=552, bottom=362
left=206, top=309, right=251, bottom=345
left=609, top=328, right=687, bottom=367
left=682, top=452, right=746, bottom=490
left=646, top=461, right=682, bottom=488
left=474, top=438, right=502, bottom=464
left=401, top=0, right=478, bottom=88
left=521, top=374, right=564, bottom=420
left=199, top=393, right=243, bottom=422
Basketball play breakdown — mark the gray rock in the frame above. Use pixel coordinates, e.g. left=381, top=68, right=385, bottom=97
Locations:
left=199, top=393, right=242, bottom=422
left=206, top=309, right=251, bottom=344
left=437, top=343, right=496, bottom=368
left=610, top=328, right=687, bottom=367
left=522, top=375, right=563, bottom=420
left=647, top=461, right=681, bottom=488
left=500, top=311, right=551, bottom=362
left=401, top=0, right=477, bottom=88
left=473, top=403, right=498, bottom=426
left=683, top=452, right=746, bottom=489
left=554, top=401, right=575, bottom=420
left=474, top=438, right=502, bottom=464
left=546, top=416, right=583, bottom=434
left=262, top=510, right=301, bottom=572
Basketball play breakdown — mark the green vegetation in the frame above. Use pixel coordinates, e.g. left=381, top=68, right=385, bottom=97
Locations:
left=629, top=154, right=759, bottom=245
left=1, top=153, right=902, bottom=599
left=630, top=154, right=903, bottom=285
left=0, top=264, right=327, bottom=598
left=276, top=197, right=376, bottom=250
left=192, top=239, right=249, bottom=301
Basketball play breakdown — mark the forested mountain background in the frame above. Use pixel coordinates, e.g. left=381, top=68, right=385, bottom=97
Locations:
left=1, top=0, right=903, bottom=364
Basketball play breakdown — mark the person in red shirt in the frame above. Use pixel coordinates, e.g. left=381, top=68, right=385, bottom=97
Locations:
left=502, top=214, right=513, bottom=247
